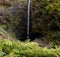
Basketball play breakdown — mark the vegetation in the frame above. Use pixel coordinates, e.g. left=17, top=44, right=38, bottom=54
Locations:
left=0, top=0, right=60, bottom=57
left=0, top=38, right=60, bottom=57
left=31, top=0, right=60, bottom=42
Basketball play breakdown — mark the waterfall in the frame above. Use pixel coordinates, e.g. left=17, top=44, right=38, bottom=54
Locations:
left=27, top=0, right=31, bottom=38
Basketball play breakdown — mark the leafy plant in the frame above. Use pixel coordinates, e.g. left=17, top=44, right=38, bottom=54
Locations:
left=0, top=38, right=60, bottom=57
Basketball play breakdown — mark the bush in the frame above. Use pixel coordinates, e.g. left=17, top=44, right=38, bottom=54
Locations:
left=30, top=0, right=60, bottom=42
left=0, top=38, right=60, bottom=57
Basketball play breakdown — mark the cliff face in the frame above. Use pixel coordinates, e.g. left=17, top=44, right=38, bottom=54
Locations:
left=0, top=0, right=60, bottom=44
left=0, top=0, right=27, bottom=39
left=0, top=0, right=26, bottom=21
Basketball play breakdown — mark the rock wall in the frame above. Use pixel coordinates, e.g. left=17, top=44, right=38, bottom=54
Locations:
left=0, top=0, right=60, bottom=43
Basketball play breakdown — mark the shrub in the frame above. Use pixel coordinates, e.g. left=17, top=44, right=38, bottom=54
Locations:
left=0, top=38, right=60, bottom=57
left=30, top=0, right=60, bottom=42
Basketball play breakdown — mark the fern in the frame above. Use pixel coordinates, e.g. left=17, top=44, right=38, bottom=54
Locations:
left=0, top=38, right=60, bottom=57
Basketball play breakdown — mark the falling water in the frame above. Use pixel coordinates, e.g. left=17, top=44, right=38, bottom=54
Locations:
left=27, top=0, right=31, bottom=38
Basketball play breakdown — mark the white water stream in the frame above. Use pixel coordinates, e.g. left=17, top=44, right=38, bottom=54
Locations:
left=27, top=0, right=31, bottom=38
